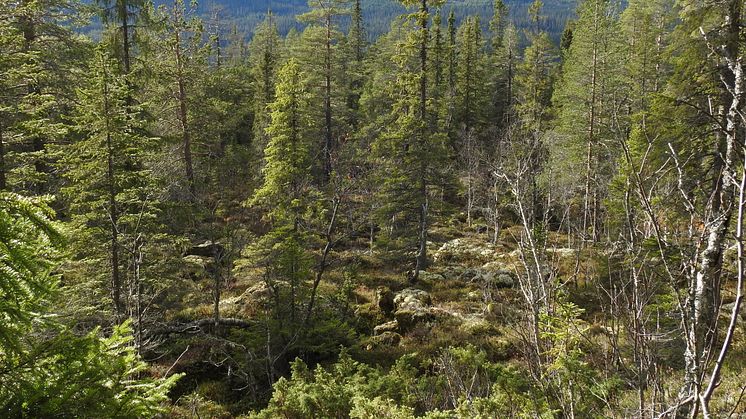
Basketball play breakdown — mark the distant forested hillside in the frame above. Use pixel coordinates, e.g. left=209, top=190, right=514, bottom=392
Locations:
left=168, top=0, right=575, bottom=41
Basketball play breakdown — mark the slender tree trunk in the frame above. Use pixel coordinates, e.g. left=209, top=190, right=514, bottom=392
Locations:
left=119, top=0, right=131, bottom=75
left=323, top=14, right=333, bottom=182
left=582, top=2, right=599, bottom=243
left=102, top=65, right=123, bottom=319
left=413, top=0, right=430, bottom=282
left=174, top=25, right=196, bottom=198
left=20, top=6, right=48, bottom=190
left=679, top=3, right=742, bottom=414
left=304, top=197, right=339, bottom=325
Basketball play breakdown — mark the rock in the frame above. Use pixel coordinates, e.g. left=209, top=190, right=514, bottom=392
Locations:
left=374, top=320, right=399, bottom=335
left=376, top=287, right=395, bottom=315
left=441, top=266, right=467, bottom=281
left=394, top=288, right=432, bottom=311
left=369, top=331, right=402, bottom=348
left=185, top=241, right=224, bottom=258
left=394, top=309, right=434, bottom=332
left=458, top=263, right=516, bottom=289
left=242, top=282, right=274, bottom=305
left=433, top=238, right=499, bottom=264
left=418, top=270, right=446, bottom=281
left=485, top=270, right=515, bottom=288
left=393, top=288, right=434, bottom=332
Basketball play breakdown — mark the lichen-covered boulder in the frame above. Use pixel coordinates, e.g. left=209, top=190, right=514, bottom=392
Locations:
left=393, top=288, right=433, bottom=332
left=394, top=288, right=432, bottom=311
left=418, top=270, right=446, bottom=281
left=185, top=241, right=224, bottom=258
left=433, top=238, right=499, bottom=264
left=374, top=320, right=399, bottom=335
left=367, top=331, right=402, bottom=348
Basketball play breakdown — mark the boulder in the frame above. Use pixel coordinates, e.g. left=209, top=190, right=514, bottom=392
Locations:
left=433, top=238, right=499, bottom=264
left=393, top=288, right=434, bottom=332
left=394, top=288, right=432, bottom=311
left=394, top=309, right=434, bottom=332
left=458, top=263, right=515, bottom=289
left=484, top=270, right=515, bottom=289
left=242, top=282, right=275, bottom=305
left=368, top=331, right=402, bottom=348
left=418, top=270, right=446, bottom=281
left=374, top=320, right=399, bottom=335
left=185, top=241, right=224, bottom=258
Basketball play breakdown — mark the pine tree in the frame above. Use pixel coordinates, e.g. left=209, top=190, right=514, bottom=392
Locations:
left=489, top=0, right=512, bottom=127
left=95, top=0, right=150, bottom=75
left=454, top=17, right=489, bottom=135
left=346, top=0, right=367, bottom=126
left=0, top=0, right=87, bottom=193
left=151, top=0, right=208, bottom=199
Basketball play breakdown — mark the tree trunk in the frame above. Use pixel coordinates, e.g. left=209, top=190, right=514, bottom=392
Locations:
left=102, top=65, right=123, bottom=319
left=323, top=14, right=333, bottom=182
left=174, top=24, right=196, bottom=198
left=680, top=2, right=742, bottom=414
left=413, top=0, right=430, bottom=282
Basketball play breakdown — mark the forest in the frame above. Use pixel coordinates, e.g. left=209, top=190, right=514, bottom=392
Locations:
left=1, top=0, right=745, bottom=417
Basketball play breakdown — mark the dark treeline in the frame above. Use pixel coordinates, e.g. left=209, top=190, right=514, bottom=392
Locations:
left=1, top=0, right=746, bottom=417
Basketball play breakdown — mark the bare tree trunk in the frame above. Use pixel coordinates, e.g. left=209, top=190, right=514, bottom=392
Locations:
left=118, top=0, right=131, bottom=76
left=304, top=196, right=340, bottom=325
left=685, top=4, right=744, bottom=414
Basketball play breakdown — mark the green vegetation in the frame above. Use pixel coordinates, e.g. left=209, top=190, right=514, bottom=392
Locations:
left=2, top=0, right=746, bottom=417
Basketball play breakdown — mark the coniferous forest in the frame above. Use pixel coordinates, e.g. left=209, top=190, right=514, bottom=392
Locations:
left=2, top=0, right=746, bottom=417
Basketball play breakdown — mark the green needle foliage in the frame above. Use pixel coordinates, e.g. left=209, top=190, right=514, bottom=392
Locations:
left=0, top=192, right=181, bottom=417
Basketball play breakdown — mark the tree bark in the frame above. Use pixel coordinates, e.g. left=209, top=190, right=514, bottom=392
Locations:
left=174, top=16, right=196, bottom=199
left=102, top=63, right=123, bottom=319
left=413, top=0, right=430, bottom=282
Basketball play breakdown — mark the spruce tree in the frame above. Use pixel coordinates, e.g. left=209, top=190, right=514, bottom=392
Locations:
left=60, top=47, right=156, bottom=321
left=248, top=13, right=283, bottom=158
left=0, top=0, right=87, bottom=193
left=454, top=16, right=489, bottom=135
left=551, top=0, right=622, bottom=241
left=0, top=192, right=181, bottom=416
left=372, top=0, right=448, bottom=281
left=248, top=59, right=319, bottom=325
left=297, top=0, right=352, bottom=182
